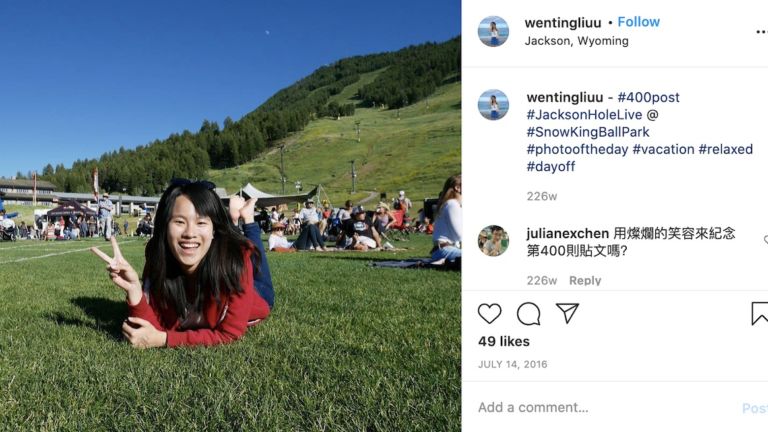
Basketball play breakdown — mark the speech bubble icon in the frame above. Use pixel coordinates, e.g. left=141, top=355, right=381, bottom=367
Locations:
left=517, top=302, right=541, bottom=326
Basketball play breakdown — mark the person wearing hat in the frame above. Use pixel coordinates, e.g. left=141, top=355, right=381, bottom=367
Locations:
left=478, top=230, right=488, bottom=249
left=294, top=197, right=326, bottom=250
left=392, top=190, right=412, bottom=213
left=338, top=206, right=382, bottom=251
left=299, top=198, right=319, bottom=225
left=373, top=202, right=396, bottom=236
left=98, top=192, right=115, bottom=240
left=267, top=222, right=295, bottom=252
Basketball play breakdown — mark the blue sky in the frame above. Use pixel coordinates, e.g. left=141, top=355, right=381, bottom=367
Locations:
left=0, top=1, right=459, bottom=177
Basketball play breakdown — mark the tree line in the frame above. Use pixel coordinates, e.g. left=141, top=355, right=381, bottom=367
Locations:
left=357, top=38, right=461, bottom=109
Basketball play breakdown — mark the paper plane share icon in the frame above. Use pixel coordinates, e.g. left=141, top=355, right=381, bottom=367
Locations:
left=556, top=303, right=579, bottom=324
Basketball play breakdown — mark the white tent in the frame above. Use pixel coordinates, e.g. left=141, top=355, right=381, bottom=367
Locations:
left=233, top=183, right=319, bottom=208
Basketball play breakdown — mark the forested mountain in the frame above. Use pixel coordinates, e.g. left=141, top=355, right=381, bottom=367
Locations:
left=32, top=37, right=460, bottom=195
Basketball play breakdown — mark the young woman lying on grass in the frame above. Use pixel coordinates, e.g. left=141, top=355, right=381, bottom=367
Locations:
left=91, top=179, right=273, bottom=348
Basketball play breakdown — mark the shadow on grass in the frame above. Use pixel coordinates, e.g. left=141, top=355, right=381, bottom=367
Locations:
left=47, top=296, right=125, bottom=340
left=308, top=255, right=417, bottom=263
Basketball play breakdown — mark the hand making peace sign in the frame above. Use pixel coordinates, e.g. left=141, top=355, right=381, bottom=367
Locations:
left=91, top=237, right=167, bottom=348
left=90, top=237, right=142, bottom=305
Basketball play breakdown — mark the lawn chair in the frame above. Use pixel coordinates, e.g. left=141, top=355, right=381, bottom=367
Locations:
left=384, top=209, right=411, bottom=241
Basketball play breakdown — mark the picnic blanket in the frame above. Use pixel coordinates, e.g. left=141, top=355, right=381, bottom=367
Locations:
left=370, top=257, right=461, bottom=271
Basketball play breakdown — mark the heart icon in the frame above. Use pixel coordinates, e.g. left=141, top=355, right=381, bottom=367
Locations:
left=478, top=303, right=502, bottom=324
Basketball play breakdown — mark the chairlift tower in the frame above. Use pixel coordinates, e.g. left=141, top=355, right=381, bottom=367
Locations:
left=355, top=120, right=361, bottom=142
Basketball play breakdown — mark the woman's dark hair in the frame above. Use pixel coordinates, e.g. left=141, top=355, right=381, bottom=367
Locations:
left=143, top=182, right=257, bottom=320
left=436, top=174, right=462, bottom=218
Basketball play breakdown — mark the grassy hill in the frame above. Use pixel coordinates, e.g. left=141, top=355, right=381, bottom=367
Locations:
left=208, top=76, right=460, bottom=207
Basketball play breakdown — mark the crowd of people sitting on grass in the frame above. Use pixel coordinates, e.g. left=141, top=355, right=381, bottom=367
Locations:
left=4, top=177, right=460, bottom=266
left=260, top=194, right=429, bottom=252
left=256, top=180, right=457, bottom=258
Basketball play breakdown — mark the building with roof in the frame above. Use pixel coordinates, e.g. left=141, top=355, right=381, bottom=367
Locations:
left=0, top=178, right=165, bottom=216
left=0, top=179, right=57, bottom=205
left=55, top=192, right=161, bottom=217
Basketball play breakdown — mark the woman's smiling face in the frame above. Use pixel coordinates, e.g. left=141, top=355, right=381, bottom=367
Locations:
left=166, top=194, right=214, bottom=274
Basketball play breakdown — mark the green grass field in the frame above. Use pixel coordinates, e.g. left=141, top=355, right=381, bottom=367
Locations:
left=0, top=234, right=460, bottom=431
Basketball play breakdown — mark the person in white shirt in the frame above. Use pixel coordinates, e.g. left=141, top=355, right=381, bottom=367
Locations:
left=299, top=199, right=319, bottom=225
left=490, top=95, right=500, bottom=120
left=337, top=200, right=353, bottom=222
left=268, top=223, right=294, bottom=252
left=482, top=226, right=504, bottom=257
left=296, top=198, right=326, bottom=251
left=490, top=21, right=500, bottom=46
left=431, top=174, right=462, bottom=262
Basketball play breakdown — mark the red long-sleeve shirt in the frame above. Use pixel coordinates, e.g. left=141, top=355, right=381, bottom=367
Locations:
left=128, top=249, right=270, bottom=347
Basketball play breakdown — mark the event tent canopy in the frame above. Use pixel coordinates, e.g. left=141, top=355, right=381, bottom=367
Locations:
left=234, top=183, right=318, bottom=208
left=47, top=200, right=97, bottom=219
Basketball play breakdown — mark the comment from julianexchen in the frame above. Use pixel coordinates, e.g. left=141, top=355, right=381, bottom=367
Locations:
left=463, top=2, right=768, bottom=430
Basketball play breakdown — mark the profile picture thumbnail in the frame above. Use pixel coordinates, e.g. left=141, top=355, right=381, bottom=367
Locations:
left=478, top=225, right=508, bottom=257
left=478, top=90, right=508, bottom=121
left=478, top=16, right=509, bottom=47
